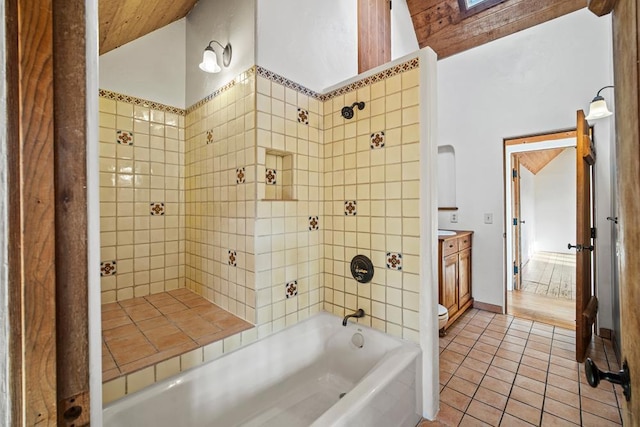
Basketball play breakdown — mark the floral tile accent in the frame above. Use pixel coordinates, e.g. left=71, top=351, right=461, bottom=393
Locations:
left=228, top=250, right=237, bottom=267
left=116, top=130, right=133, bottom=146
left=370, top=131, right=385, bottom=149
left=309, top=216, right=319, bottom=231
left=150, top=202, right=165, bottom=216
left=206, top=130, right=214, bottom=145
left=100, top=260, right=117, bottom=277
left=286, top=281, right=298, bottom=298
left=266, top=169, right=277, bottom=185
left=297, top=108, right=309, bottom=125
left=236, top=167, right=246, bottom=184
left=99, top=89, right=186, bottom=115
left=386, top=253, right=403, bottom=270
left=344, top=201, right=357, bottom=216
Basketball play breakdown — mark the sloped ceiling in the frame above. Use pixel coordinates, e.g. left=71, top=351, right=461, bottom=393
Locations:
left=99, top=0, right=198, bottom=55
left=517, top=148, right=566, bottom=175
left=406, top=0, right=584, bottom=59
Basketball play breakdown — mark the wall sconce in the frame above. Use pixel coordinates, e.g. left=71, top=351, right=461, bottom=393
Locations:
left=199, top=40, right=232, bottom=73
left=586, top=85, right=614, bottom=120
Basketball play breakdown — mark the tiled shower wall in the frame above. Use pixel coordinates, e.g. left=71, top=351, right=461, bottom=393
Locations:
left=99, top=95, right=185, bottom=302
left=321, top=62, right=423, bottom=342
left=253, top=73, right=325, bottom=331
left=184, top=70, right=257, bottom=322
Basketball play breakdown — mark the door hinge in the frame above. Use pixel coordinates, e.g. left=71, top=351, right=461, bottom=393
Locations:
left=389, top=0, right=392, bottom=10
left=512, top=168, right=518, bottom=179
left=513, top=218, right=518, bottom=226
left=591, top=227, right=597, bottom=239
left=513, top=265, right=519, bottom=274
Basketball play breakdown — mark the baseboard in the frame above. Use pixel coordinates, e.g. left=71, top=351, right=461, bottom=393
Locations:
left=598, top=328, right=612, bottom=339
left=473, top=301, right=503, bottom=314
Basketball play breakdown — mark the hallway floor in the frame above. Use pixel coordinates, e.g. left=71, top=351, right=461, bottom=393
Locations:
left=101, top=288, right=252, bottom=382
left=420, top=309, right=624, bottom=426
left=521, top=251, right=576, bottom=300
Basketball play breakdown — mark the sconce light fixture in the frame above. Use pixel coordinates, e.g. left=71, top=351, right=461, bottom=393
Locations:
left=199, top=40, right=232, bottom=73
left=586, top=85, right=614, bottom=120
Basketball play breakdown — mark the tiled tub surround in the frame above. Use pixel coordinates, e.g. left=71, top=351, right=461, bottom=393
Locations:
left=99, top=93, right=185, bottom=303
left=101, top=56, right=431, bottom=403
left=103, top=312, right=422, bottom=427
left=322, top=63, right=423, bottom=341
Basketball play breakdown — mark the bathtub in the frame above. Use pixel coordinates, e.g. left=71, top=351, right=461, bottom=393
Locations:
left=103, top=311, right=423, bottom=426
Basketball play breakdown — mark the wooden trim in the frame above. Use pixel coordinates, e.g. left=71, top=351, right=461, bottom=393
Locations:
left=52, top=1, right=91, bottom=424
left=6, top=0, right=23, bottom=422
left=504, top=130, right=576, bottom=146
left=588, top=0, right=617, bottom=17
left=457, top=0, right=508, bottom=19
left=598, top=328, right=612, bottom=340
left=473, top=300, right=503, bottom=314
left=14, top=0, right=58, bottom=423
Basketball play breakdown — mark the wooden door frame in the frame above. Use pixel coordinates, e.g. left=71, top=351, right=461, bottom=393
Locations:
left=503, top=131, right=577, bottom=305
left=5, top=0, right=96, bottom=424
left=510, top=154, right=522, bottom=291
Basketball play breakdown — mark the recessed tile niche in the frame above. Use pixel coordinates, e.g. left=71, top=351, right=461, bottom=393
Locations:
left=264, top=150, right=295, bottom=200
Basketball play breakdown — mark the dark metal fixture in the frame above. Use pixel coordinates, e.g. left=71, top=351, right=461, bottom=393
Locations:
left=341, top=102, right=365, bottom=119
left=606, top=216, right=618, bottom=224
left=342, top=308, right=365, bottom=326
left=585, top=358, right=631, bottom=402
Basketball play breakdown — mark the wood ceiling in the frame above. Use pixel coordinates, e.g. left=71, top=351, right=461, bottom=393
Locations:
left=406, top=0, right=584, bottom=59
left=99, top=0, right=198, bottom=55
left=516, top=148, right=567, bottom=175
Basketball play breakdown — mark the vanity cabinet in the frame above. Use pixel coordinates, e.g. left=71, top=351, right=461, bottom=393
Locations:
left=438, top=231, right=473, bottom=329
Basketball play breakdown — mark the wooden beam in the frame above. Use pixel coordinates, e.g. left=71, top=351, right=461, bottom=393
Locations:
left=358, top=0, right=391, bottom=73
left=52, top=0, right=91, bottom=425
left=11, top=0, right=58, bottom=423
left=588, top=0, right=617, bottom=16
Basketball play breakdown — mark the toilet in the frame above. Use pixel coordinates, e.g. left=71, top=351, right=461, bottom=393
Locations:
left=438, top=304, right=449, bottom=336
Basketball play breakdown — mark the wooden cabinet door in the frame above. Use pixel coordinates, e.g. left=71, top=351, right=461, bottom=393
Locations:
left=458, top=248, right=472, bottom=308
left=443, top=253, right=459, bottom=317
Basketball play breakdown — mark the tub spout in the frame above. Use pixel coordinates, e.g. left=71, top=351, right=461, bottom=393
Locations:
left=342, top=309, right=365, bottom=326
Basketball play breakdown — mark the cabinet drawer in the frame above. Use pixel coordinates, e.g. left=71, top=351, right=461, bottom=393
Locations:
left=458, top=234, right=471, bottom=250
left=443, top=238, right=458, bottom=256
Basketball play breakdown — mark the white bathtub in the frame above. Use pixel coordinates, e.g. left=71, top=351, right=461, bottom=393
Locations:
left=103, top=312, right=423, bottom=427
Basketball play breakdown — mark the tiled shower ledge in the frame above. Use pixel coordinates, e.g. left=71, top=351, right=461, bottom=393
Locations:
left=102, top=288, right=253, bottom=382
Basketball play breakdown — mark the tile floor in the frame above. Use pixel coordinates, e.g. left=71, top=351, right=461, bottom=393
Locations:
left=102, top=288, right=253, bottom=382
left=419, top=309, right=624, bottom=426
left=521, top=251, right=576, bottom=300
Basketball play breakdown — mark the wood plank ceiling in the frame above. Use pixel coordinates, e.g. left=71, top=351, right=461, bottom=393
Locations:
left=407, top=0, right=585, bottom=59
left=99, top=0, right=198, bottom=55
left=516, top=148, right=566, bottom=175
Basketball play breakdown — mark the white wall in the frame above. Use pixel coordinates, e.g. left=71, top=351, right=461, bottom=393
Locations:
left=519, top=166, right=535, bottom=265
left=437, top=8, right=614, bottom=327
left=256, top=0, right=357, bottom=92
left=392, top=0, right=420, bottom=60
left=99, top=19, right=186, bottom=108
left=186, top=0, right=255, bottom=106
left=534, top=149, right=576, bottom=254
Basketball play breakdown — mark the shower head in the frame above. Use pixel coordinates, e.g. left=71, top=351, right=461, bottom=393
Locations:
left=341, top=101, right=365, bottom=120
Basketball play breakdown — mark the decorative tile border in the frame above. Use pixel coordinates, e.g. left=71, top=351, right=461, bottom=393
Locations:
left=236, top=167, right=246, bottom=184
left=297, top=108, right=309, bottom=125
left=116, top=130, right=133, bottom=146
left=309, top=216, right=319, bottom=231
left=99, top=89, right=186, bottom=115
left=228, top=250, right=237, bottom=267
left=386, top=252, right=402, bottom=270
left=286, top=281, right=298, bottom=298
left=100, top=260, right=117, bottom=277
left=150, top=202, right=165, bottom=216
left=256, top=58, right=419, bottom=102
left=345, top=201, right=357, bottom=216
left=186, top=67, right=256, bottom=114
left=370, top=131, right=385, bottom=149
left=266, top=169, right=277, bottom=185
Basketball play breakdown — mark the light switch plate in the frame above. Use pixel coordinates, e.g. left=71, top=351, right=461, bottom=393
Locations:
left=484, top=213, right=493, bottom=224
